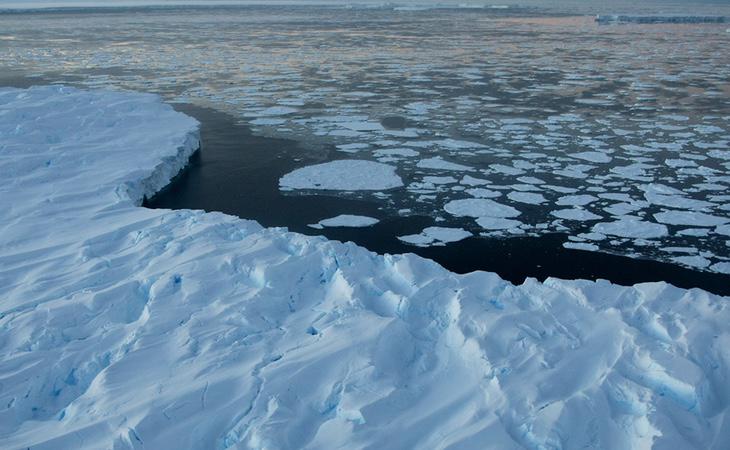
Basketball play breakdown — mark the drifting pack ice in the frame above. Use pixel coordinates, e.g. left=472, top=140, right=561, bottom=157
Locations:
left=596, top=15, right=727, bottom=24
left=1, top=86, right=729, bottom=449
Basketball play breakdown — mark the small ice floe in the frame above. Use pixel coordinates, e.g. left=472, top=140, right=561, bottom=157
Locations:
left=444, top=198, right=521, bottom=218
left=466, top=188, right=502, bottom=199
left=336, top=143, right=370, bottom=153
left=551, top=208, right=602, bottom=221
left=280, top=160, right=403, bottom=191
left=258, top=106, right=298, bottom=116
left=715, top=224, right=730, bottom=236
left=563, top=242, right=600, bottom=251
left=417, top=157, right=473, bottom=171
left=309, top=215, right=379, bottom=229
left=507, top=192, right=547, bottom=205
left=593, top=218, right=668, bottom=239
left=475, top=217, right=523, bottom=230
left=556, top=194, right=598, bottom=207
left=250, top=118, right=287, bottom=126
left=398, top=226, right=471, bottom=247
left=672, top=255, right=711, bottom=269
left=570, top=151, right=612, bottom=163
left=677, top=228, right=711, bottom=237
left=373, top=147, right=419, bottom=158
left=653, top=211, right=729, bottom=227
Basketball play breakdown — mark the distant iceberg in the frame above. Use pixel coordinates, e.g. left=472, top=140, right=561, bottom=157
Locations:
left=596, top=14, right=727, bottom=24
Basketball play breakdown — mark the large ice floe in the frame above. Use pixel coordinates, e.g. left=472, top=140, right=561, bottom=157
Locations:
left=2, top=86, right=730, bottom=449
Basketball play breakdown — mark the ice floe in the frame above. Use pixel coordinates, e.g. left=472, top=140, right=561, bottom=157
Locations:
left=444, top=198, right=521, bottom=218
left=280, top=160, right=403, bottom=191
left=310, top=215, right=380, bottom=229
left=593, top=218, right=669, bottom=239
left=398, top=226, right=472, bottom=247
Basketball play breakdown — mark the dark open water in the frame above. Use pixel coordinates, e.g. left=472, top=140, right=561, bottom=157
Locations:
left=144, top=104, right=730, bottom=296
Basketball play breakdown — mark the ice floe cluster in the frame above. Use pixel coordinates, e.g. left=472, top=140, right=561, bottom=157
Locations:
left=1, top=9, right=728, bottom=272
left=2, top=85, right=730, bottom=450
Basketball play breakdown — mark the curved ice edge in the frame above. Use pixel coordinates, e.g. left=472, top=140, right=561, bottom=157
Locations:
left=124, top=127, right=201, bottom=206
left=2, top=86, right=729, bottom=450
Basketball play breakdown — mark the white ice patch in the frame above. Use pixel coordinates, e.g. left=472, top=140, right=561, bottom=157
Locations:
left=475, top=217, right=523, bottom=230
left=444, top=198, right=521, bottom=218
left=280, top=160, right=403, bottom=191
left=312, top=215, right=379, bottom=228
left=654, top=211, right=729, bottom=227
left=564, top=242, right=600, bottom=251
left=258, top=105, right=298, bottom=116
left=507, top=191, right=547, bottom=205
left=570, top=151, right=612, bottom=163
left=417, top=157, right=473, bottom=171
left=551, top=208, right=602, bottom=221
left=593, top=218, right=669, bottom=239
left=398, top=226, right=471, bottom=247
left=556, top=194, right=598, bottom=207
left=672, top=255, right=711, bottom=269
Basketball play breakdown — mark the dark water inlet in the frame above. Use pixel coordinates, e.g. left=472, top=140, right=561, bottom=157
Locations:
left=145, top=104, right=730, bottom=297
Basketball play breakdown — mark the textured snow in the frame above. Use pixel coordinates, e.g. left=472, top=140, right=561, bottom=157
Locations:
left=280, top=160, right=403, bottom=191
left=2, top=87, right=730, bottom=450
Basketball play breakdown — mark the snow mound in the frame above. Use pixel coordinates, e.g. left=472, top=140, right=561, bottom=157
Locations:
left=280, top=159, right=403, bottom=191
left=2, top=87, right=729, bottom=450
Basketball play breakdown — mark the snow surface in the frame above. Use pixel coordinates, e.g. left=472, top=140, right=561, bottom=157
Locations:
left=2, top=87, right=730, bottom=450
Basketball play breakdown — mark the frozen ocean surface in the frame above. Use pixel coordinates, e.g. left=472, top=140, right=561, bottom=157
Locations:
left=2, top=3, right=728, bottom=274
left=2, top=85, right=730, bottom=450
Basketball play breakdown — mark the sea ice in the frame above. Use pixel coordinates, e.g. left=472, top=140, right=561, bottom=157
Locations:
left=417, top=157, right=473, bottom=171
left=551, top=208, right=602, bottom=221
left=507, top=191, right=547, bottom=205
left=475, top=217, right=523, bottom=230
left=570, top=151, right=612, bottom=163
left=280, top=160, right=403, bottom=191
left=593, top=218, right=669, bottom=239
left=313, top=215, right=380, bottom=228
left=444, top=198, right=521, bottom=218
left=563, top=242, right=600, bottom=251
left=654, top=211, right=729, bottom=227
left=398, top=226, right=471, bottom=246
left=556, top=194, right=598, bottom=206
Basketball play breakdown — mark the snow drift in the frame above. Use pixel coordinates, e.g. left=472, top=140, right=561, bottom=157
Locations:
left=1, top=86, right=729, bottom=449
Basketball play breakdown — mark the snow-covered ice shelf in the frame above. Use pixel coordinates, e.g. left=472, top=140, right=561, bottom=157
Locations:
left=1, top=86, right=730, bottom=449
